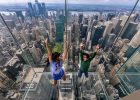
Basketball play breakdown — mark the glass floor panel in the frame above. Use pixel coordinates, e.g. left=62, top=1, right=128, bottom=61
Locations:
left=22, top=72, right=109, bottom=100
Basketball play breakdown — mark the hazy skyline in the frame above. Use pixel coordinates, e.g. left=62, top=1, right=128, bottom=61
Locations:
left=0, top=0, right=138, bottom=5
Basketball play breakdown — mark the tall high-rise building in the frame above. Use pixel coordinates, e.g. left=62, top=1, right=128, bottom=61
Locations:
left=29, top=45, right=42, bottom=64
left=91, top=20, right=98, bottom=29
left=81, top=24, right=88, bottom=38
left=111, top=18, right=122, bottom=35
left=134, top=13, right=139, bottom=22
left=120, top=15, right=135, bottom=26
left=125, top=30, right=140, bottom=58
left=44, top=19, right=54, bottom=42
left=0, top=70, right=14, bottom=90
left=34, top=0, right=42, bottom=17
left=28, top=0, right=46, bottom=18
left=129, top=30, right=140, bottom=48
left=72, top=22, right=80, bottom=42
left=94, top=14, right=99, bottom=20
left=103, top=34, right=116, bottom=51
left=91, top=25, right=105, bottom=46
left=87, top=16, right=94, bottom=32
left=122, top=22, right=138, bottom=40
left=20, top=44, right=36, bottom=66
left=107, top=13, right=115, bottom=21
left=58, top=74, right=74, bottom=100
left=67, top=26, right=72, bottom=46
left=41, top=2, right=47, bottom=17
left=125, top=45, right=138, bottom=58
left=78, top=13, right=83, bottom=24
left=5, top=20, right=16, bottom=29
left=86, top=31, right=92, bottom=46
left=83, top=17, right=89, bottom=25
left=15, top=11, right=25, bottom=23
left=15, top=50, right=26, bottom=64
left=28, top=2, right=35, bottom=18
left=99, top=11, right=103, bottom=20
left=120, top=15, right=135, bottom=36
left=12, top=28, right=20, bottom=41
left=20, top=29, right=31, bottom=43
left=55, top=11, right=64, bottom=42
left=0, top=51, right=6, bottom=66
left=55, top=22, right=64, bottom=42
left=117, top=46, right=140, bottom=94
left=103, top=21, right=113, bottom=38
left=0, top=27, right=16, bottom=46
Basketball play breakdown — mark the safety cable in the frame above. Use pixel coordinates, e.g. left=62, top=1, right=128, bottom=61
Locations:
left=111, top=0, right=140, bottom=76
left=108, top=0, right=140, bottom=53
left=65, top=0, right=68, bottom=40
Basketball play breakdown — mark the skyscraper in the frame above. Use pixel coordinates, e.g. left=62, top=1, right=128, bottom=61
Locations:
left=86, top=31, right=92, bottom=46
left=91, top=25, right=105, bottom=46
left=107, top=13, right=115, bottom=21
left=129, top=30, right=140, bottom=48
left=28, top=2, right=35, bottom=18
left=20, top=44, right=36, bottom=66
left=99, top=11, right=103, bottom=20
left=72, top=22, right=80, bottom=42
left=34, top=0, right=42, bottom=17
left=103, top=21, right=113, bottom=38
left=81, top=24, right=88, bottom=38
left=94, top=14, right=99, bottom=20
left=67, top=26, right=72, bottom=47
left=117, top=46, right=140, bottom=94
left=120, top=15, right=135, bottom=36
left=0, top=27, right=16, bottom=46
left=41, top=3, right=47, bottom=17
left=125, top=30, right=140, bottom=58
left=55, top=22, right=64, bottom=42
left=120, top=15, right=129, bottom=26
left=103, top=34, right=116, bottom=51
left=29, top=45, right=42, bottom=64
left=0, top=70, right=14, bottom=90
left=5, top=20, right=16, bottom=29
left=78, top=13, right=83, bottom=24
left=20, top=29, right=31, bottom=44
left=87, top=16, right=94, bottom=32
left=83, top=17, right=89, bottom=25
left=134, top=13, right=139, bottom=22
left=15, top=11, right=25, bottom=23
left=45, top=19, right=54, bottom=42
left=122, top=22, right=138, bottom=40
left=111, top=18, right=122, bottom=35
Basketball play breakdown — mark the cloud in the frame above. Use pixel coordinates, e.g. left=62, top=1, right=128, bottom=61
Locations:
left=0, top=0, right=137, bottom=5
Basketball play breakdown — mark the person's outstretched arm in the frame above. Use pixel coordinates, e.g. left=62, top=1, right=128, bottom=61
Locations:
left=79, top=43, right=84, bottom=61
left=45, top=38, right=52, bottom=63
left=89, top=44, right=100, bottom=61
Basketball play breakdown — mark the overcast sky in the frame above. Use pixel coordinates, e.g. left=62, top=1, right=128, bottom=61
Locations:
left=0, top=0, right=138, bottom=5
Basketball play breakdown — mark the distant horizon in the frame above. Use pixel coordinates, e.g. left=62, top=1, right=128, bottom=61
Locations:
left=0, top=3, right=137, bottom=6
left=0, top=0, right=138, bottom=6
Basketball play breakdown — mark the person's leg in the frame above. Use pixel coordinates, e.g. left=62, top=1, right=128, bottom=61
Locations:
left=84, top=71, right=88, bottom=78
left=62, top=72, right=66, bottom=81
left=78, top=69, right=83, bottom=78
left=54, top=80, right=57, bottom=85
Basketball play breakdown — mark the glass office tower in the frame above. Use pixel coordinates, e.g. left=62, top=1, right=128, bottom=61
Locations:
left=116, top=46, right=140, bottom=94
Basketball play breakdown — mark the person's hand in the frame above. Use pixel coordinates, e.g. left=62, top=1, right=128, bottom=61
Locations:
left=95, top=44, right=100, bottom=52
left=80, top=43, right=84, bottom=50
left=96, top=44, right=100, bottom=49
